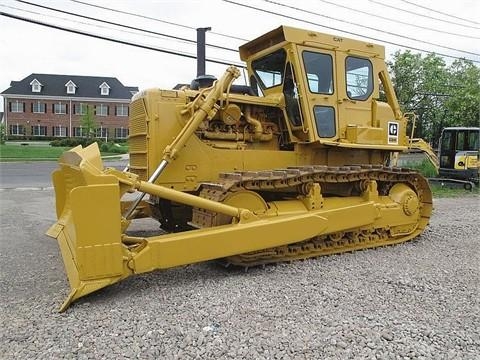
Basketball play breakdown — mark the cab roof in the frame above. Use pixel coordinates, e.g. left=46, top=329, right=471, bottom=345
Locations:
left=239, top=25, right=385, bottom=61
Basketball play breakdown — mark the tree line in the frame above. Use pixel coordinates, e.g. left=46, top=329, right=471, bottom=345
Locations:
left=387, top=51, right=480, bottom=147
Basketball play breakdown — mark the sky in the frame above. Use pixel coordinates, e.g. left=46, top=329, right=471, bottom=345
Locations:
left=1, top=0, right=479, bottom=112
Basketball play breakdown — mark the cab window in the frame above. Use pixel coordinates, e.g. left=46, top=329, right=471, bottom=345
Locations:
left=456, top=131, right=466, bottom=151
left=467, top=130, right=479, bottom=151
left=314, top=106, right=336, bottom=138
left=283, top=64, right=302, bottom=127
left=346, top=57, right=373, bottom=100
left=302, top=51, right=334, bottom=94
left=441, top=131, right=453, bottom=151
left=251, top=49, right=287, bottom=89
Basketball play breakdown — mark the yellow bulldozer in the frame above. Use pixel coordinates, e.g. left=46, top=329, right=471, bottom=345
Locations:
left=47, top=25, right=433, bottom=311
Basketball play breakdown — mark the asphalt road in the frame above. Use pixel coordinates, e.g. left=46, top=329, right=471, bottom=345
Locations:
left=0, top=158, right=129, bottom=189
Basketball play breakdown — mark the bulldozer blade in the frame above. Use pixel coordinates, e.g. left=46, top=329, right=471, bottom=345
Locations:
left=46, top=144, right=332, bottom=311
left=46, top=145, right=130, bottom=311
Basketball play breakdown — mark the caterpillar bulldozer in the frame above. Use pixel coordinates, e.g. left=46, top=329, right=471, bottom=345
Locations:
left=47, top=25, right=433, bottom=311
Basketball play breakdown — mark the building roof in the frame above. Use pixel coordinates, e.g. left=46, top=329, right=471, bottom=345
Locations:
left=1, top=73, right=138, bottom=99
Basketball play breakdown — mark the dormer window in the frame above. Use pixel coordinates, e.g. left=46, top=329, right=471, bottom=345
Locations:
left=65, top=80, right=77, bottom=94
left=99, top=82, right=110, bottom=96
left=30, top=78, right=42, bottom=93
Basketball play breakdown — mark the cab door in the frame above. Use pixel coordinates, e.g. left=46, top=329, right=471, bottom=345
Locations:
left=335, top=53, right=376, bottom=136
left=439, top=129, right=456, bottom=170
left=297, top=46, right=338, bottom=141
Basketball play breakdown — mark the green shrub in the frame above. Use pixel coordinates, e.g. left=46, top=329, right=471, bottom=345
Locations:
left=50, top=138, right=80, bottom=147
left=102, top=141, right=128, bottom=154
left=403, top=159, right=438, bottom=178
left=49, top=138, right=128, bottom=154
left=0, top=123, right=5, bottom=145
left=100, top=142, right=109, bottom=152
left=50, top=138, right=106, bottom=148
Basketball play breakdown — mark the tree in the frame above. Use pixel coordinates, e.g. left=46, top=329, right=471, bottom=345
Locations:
left=0, top=122, right=5, bottom=144
left=416, top=54, right=449, bottom=145
left=444, top=59, right=480, bottom=129
left=387, top=51, right=479, bottom=147
left=387, top=51, right=448, bottom=144
left=80, top=105, right=97, bottom=139
left=387, top=50, right=423, bottom=113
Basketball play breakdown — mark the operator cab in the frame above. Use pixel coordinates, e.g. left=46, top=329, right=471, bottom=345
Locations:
left=438, top=127, right=480, bottom=182
left=240, top=25, right=407, bottom=150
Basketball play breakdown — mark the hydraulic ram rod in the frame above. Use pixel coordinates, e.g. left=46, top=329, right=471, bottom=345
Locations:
left=123, top=66, right=240, bottom=219
left=137, top=181, right=242, bottom=219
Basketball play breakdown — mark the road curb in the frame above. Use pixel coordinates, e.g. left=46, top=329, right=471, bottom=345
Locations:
left=0, top=187, right=54, bottom=191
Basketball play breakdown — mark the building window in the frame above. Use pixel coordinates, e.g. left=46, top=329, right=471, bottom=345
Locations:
left=32, top=101, right=46, bottom=113
left=54, top=103, right=67, bottom=114
left=10, top=101, right=24, bottom=113
left=115, top=127, right=129, bottom=139
left=65, top=80, right=77, bottom=94
left=73, top=127, right=87, bottom=137
left=30, top=78, right=42, bottom=93
left=9, top=124, right=25, bottom=135
left=96, top=127, right=108, bottom=139
left=99, top=82, right=110, bottom=96
left=74, top=103, right=88, bottom=115
left=53, top=126, right=68, bottom=137
left=96, top=104, right=108, bottom=116
left=115, top=104, right=128, bottom=116
left=31, top=125, right=47, bottom=136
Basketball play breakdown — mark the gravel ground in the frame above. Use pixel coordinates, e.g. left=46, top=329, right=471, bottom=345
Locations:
left=0, top=190, right=479, bottom=360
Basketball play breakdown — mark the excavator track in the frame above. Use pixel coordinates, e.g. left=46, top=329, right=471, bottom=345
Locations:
left=192, top=165, right=432, bottom=267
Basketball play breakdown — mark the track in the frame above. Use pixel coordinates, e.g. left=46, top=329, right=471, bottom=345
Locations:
left=192, top=165, right=433, bottom=267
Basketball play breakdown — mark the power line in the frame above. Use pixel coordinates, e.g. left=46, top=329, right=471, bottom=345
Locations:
left=70, top=0, right=249, bottom=42
left=15, top=0, right=239, bottom=54
left=260, top=0, right=480, bottom=57
left=398, top=0, right=480, bottom=25
left=317, top=0, right=480, bottom=39
left=0, top=11, right=245, bottom=69
left=222, top=0, right=480, bottom=64
left=1, top=3, right=194, bottom=47
left=369, top=0, right=480, bottom=30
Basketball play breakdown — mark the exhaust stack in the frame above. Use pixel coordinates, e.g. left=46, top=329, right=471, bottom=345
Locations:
left=196, top=27, right=211, bottom=77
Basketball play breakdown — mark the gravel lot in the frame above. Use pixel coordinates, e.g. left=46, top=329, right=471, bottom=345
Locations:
left=0, top=189, right=479, bottom=359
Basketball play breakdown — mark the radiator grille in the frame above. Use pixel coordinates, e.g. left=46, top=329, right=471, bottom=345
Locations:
left=128, top=99, right=148, bottom=180
left=128, top=135, right=147, bottom=153
left=129, top=100, right=147, bottom=135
